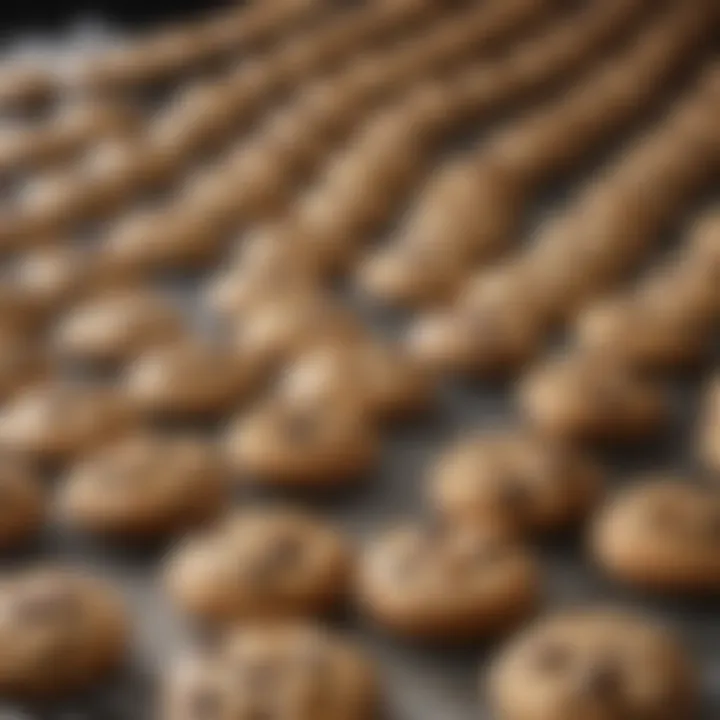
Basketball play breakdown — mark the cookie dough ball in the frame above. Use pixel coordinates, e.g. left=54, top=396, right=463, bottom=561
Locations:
left=54, top=289, right=186, bottom=366
left=234, top=291, right=365, bottom=372
left=0, top=382, right=135, bottom=464
left=430, top=431, right=603, bottom=537
left=58, top=434, right=230, bottom=540
left=124, top=341, right=259, bottom=418
left=225, top=393, right=379, bottom=488
left=590, top=478, right=720, bottom=594
left=165, top=509, right=351, bottom=622
left=487, top=609, right=697, bottom=720
left=358, top=523, right=540, bottom=642
left=0, top=330, right=48, bottom=403
left=0, top=454, right=44, bottom=551
left=0, top=567, right=129, bottom=696
left=162, top=624, right=377, bottom=720
left=278, top=338, right=435, bottom=420
left=517, top=354, right=670, bottom=444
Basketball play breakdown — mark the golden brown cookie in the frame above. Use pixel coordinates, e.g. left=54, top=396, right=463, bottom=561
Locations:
left=0, top=382, right=135, bottom=464
left=430, top=431, right=603, bottom=537
left=277, top=337, right=435, bottom=421
left=162, top=624, right=378, bottom=720
left=57, top=434, right=230, bottom=540
left=487, top=608, right=697, bottom=720
left=590, top=477, right=720, bottom=595
left=165, top=508, right=351, bottom=623
left=0, top=453, right=44, bottom=551
left=225, top=393, right=379, bottom=489
left=0, top=567, right=129, bottom=696
left=517, top=354, right=670, bottom=444
left=124, top=340, right=259, bottom=419
left=54, top=289, right=186, bottom=366
left=358, top=522, right=540, bottom=642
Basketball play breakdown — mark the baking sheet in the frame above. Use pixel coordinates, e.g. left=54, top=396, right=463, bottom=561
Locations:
left=0, top=11, right=718, bottom=720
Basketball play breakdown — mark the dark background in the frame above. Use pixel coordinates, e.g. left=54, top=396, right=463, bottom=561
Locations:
left=2, top=0, right=230, bottom=31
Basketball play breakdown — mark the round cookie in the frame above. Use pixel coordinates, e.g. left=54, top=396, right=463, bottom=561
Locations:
left=430, top=431, right=603, bottom=537
left=277, top=337, right=435, bottom=420
left=233, top=291, right=365, bottom=372
left=0, top=382, right=135, bottom=464
left=225, top=393, right=379, bottom=488
left=54, top=289, right=186, bottom=366
left=0, top=453, right=45, bottom=551
left=162, top=624, right=377, bottom=720
left=124, top=340, right=259, bottom=418
left=517, top=354, right=670, bottom=444
left=358, top=522, right=540, bottom=642
left=57, top=434, right=230, bottom=540
left=165, top=508, right=351, bottom=622
left=0, top=567, right=129, bottom=696
left=487, top=608, right=697, bottom=720
left=699, top=378, right=720, bottom=474
left=590, top=477, right=720, bottom=594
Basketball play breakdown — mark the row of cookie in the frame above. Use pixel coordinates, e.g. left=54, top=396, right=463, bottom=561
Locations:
left=0, top=0, right=450, bottom=248
left=356, top=0, right=718, bottom=309
left=203, top=0, right=659, bottom=319
left=0, top=562, right=698, bottom=720
left=0, top=0, right=457, bottom=180
left=403, top=62, right=720, bottom=387
left=0, top=0, right=328, bottom=113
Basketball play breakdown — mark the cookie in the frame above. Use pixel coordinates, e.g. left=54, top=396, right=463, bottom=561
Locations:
left=358, top=522, right=540, bottom=641
left=590, top=477, right=720, bottom=594
left=406, top=264, right=545, bottom=376
left=0, top=567, right=129, bottom=696
left=162, top=623, right=377, bottom=720
left=487, top=608, right=697, bottom=720
left=225, top=393, right=379, bottom=488
left=517, top=354, right=670, bottom=444
left=0, top=453, right=44, bottom=551
left=0, top=382, right=135, bottom=464
left=278, top=337, right=435, bottom=420
left=233, top=291, right=365, bottom=372
left=165, top=508, right=351, bottom=622
left=58, top=434, right=230, bottom=540
left=124, top=340, right=259, bottom=419
left=430, top=431, right=603, bottom=537
left=54, top=289, right=186, bottom=366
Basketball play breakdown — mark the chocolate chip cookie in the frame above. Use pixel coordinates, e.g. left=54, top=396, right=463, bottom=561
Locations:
left=165, top=509, right=351, bottom=622
left=163, top=623, right=377, bottom=720
left=58, top=434, right=230, bottom=540
left=590, top=477, right=720, bottom=594
left=0, top=567, right=129, bottom=696
left=358, top=522, right=540, bottom=641
left=430, top=431, right=603, bottom=537
left=487, top=608, right=697, bottom=720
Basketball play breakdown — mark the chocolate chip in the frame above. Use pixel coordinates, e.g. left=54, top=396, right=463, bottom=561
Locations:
left=498, top=479, right=532, bottom=517
left=244, top=534, right=303, bottom=585
left=241, top=661, right=278, bottom=691
left=282, top=409, right=318, bottom=444
left=534, top=642, right=570, bottom=673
